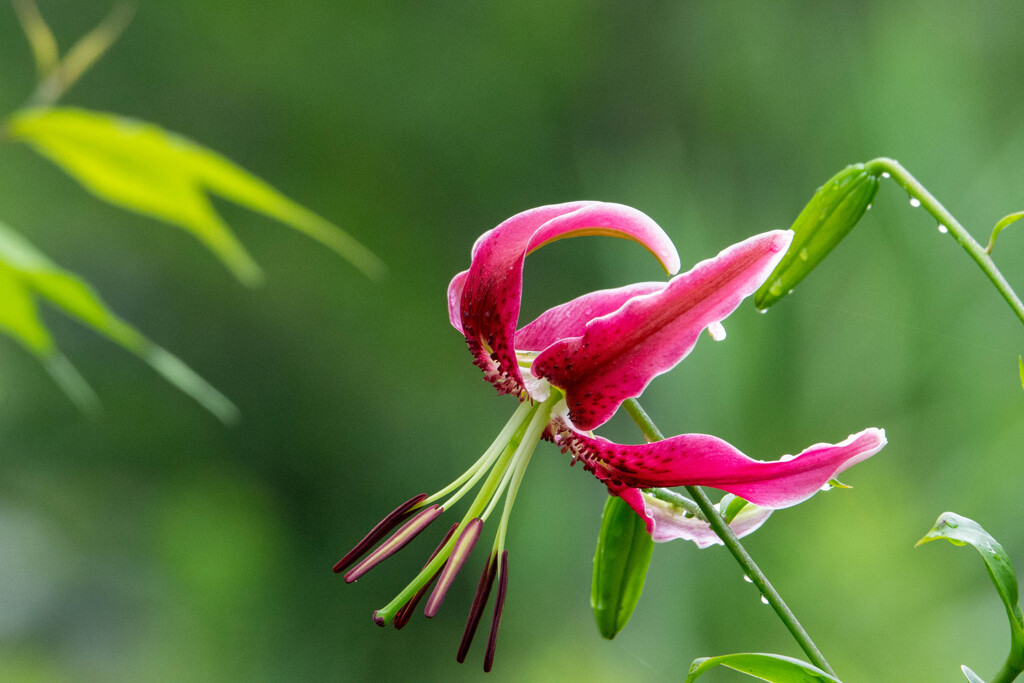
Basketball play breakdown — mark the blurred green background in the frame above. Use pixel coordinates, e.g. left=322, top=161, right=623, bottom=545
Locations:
left=1, top=2, right=1023, bottom=681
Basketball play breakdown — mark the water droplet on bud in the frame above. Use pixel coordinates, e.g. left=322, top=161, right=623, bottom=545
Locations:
left=937, top=224, right=948, bottom=234
left=760, top=595, right=770, bottom=605
left=909, top=197, right=921, bottom=208
left=799, top=248, right=809, bottom=261
left=743, top=575, right=753, bottom=583
left=881, top=172, right=891, bottom=179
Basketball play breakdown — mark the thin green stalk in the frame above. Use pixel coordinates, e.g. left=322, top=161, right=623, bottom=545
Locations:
left=622, top=398, right=837, bottom=678
left=864, top=157, right=1024, bottom=328
left=992, top=656, right=1023, bottom=683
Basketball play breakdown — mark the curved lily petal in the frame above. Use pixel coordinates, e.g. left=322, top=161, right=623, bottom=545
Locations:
left=448, top=202, right=680, bottom=397
left=515, top=282, right=666, bottom=352
left=533, top=230, right=792, bottom=430
left=616, top=488, right=773, bottom=548
left=553, top=418, right=886, bottom=509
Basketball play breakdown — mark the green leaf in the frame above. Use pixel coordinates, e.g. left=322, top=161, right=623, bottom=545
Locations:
left=0, top=220, right=237, bottom=422
left=755, top=164, right=879, bottom=310
left=8, top=107, right=384, bottom=285
left=685, top=652, right=842, bottom=683
left=917, top=512, right=1024, bottom=642
left=986, top=211, right=1024, bottom=255
left=961, top=665, right=985, bottom=683
left=591, top=495, right=654, bottom=639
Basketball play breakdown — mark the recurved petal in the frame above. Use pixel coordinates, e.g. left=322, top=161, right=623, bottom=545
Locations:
left=557, top=420, right=886, bottom=510
left=515, top=282, right=666, bottom=353
left=533, top=230, right=792, bottom=430
left=448, top=202, right=680, bottom=398
left=616, top=488, right=772, bottom=548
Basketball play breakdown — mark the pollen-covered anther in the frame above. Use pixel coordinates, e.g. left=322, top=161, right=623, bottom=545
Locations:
left=424, top=518, right=484, bottom=617
left=333, top=493, right=428, bottom=574
left=344, top=504, right=444, bottom=583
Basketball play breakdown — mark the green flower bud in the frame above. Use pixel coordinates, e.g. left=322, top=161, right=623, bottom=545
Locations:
left=591, top=495, right=654, bottom=640
left=755, top=164, right=880, bottom=310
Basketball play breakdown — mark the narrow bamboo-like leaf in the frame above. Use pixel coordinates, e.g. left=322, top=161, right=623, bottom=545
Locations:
left=755, top=164, right=879, bottom=310
left=986, top=211, right=1024, bottom=255
left=0, top=221, right=237, bottom=422
left=8, top=108, right=384, bottom=284
left=591, top=495, right=654, bottom=639
left=961, top=664, right=985, bottom=683
left=685, top=652, right=842, bottom=683
left=917, top=512, right=1024, bottom=639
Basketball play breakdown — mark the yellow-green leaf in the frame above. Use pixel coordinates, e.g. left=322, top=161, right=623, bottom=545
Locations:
left=8, top=107, right=384, bottom=285
left=0, top=220, right=237, bottom=422
left=685, top=652, right=842, bottom=683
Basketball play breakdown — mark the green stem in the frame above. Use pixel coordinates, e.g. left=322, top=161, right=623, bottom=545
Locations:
left=622, top=398, right=837, bottom=678
left=864, top=157, right=1024, bottom=328
left=991, top=656, right=1022, bottom=683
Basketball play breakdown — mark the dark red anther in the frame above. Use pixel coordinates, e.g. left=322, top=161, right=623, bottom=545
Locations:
left=334, top=493, right=427, bottom=574
left=456, top=552, right=497, bottom=663
left=344, top=504, right=443, bottom=583
left=425, top=518, right=483, bottom=617
left=394, top=523, right=458, bottom=629
left=483, top=551, right=509, bottom=673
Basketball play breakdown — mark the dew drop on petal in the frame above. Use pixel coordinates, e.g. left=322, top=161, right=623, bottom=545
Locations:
left=743, top=575, right=753, bottom=583
left=707, top=321, right=727, bottom=342
left=937, top=224, right=948, bottom=234
left=760, top=595, right=770, bottom=605
left=909, top=197, right=921, bottom=208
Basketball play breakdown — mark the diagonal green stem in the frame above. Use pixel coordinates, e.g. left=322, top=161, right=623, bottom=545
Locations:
left=623, top=398, right=837, bottom=678
left=864, top=157, right=1024, bottom=328
left=992, top=656, right=1023, bottom=683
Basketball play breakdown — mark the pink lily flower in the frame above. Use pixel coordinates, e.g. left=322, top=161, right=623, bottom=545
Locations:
left=335, top=201, right=886, bottom=671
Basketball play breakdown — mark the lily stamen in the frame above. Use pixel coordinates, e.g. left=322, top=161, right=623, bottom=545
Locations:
left=457, top=552, right=498, bottom=663
left=344, top=504, right=443, bottom=583
left=424, top=517, right=483, bottom=617
left=393, top=523, right=458, bottom=629
left=333, top=493, right=426, bottom=574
